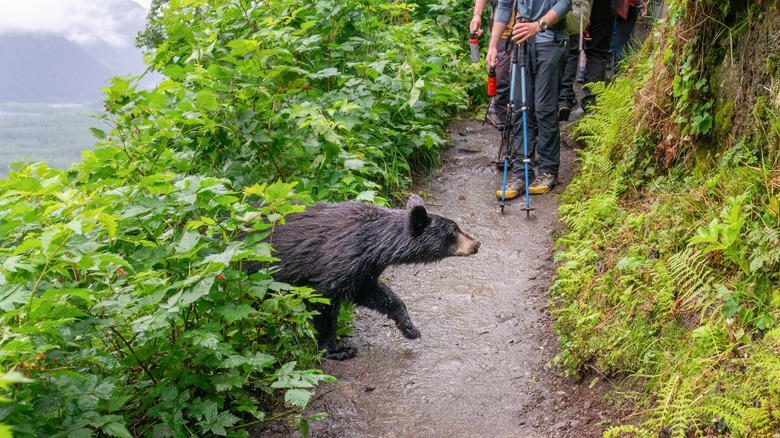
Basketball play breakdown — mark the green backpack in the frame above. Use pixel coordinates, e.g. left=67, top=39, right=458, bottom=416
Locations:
left=566, top=0, right=593, bottom=36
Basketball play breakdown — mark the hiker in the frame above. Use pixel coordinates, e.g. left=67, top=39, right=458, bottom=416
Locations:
left=470, top=0, right=516, bottom=130
left=612, top=0, right=647, bottom=71
left=558, top=0, right=616, bottom=118
left=487, top=0, right=572, bottom=198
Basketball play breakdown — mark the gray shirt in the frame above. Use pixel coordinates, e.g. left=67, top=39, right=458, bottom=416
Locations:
left=494, top=0, right=572, bottom=43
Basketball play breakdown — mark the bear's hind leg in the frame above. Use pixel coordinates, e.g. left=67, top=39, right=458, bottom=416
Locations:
left=312, top=300, right=357, bottom=360
left=356, top=281, right=420, bottom=339
left=322, top=343, right=357, bottom=361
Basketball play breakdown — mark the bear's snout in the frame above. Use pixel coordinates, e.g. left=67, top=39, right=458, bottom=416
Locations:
left=454, top=230, right=480, bottom=256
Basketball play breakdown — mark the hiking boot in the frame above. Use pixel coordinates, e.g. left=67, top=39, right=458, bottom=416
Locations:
left=495, top=177, right=528, bottom=200
left=529, top=173, right=557, bottom=195
left=486, top=112, right=504, bottom=130
left=558, top=106, right=571, bottom=122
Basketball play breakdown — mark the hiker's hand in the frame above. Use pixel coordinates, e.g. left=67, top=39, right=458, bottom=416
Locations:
left=511, top=21, right=541, bottom=44
left=470, top=16, right=484, bottom=37
left=486, top=46, right=498, bottom=69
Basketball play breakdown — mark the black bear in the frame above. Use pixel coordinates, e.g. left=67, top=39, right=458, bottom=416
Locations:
left=255, top=195, right=480, bottom=360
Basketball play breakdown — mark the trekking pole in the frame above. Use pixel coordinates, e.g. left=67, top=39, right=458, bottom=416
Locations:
left=517, top=36, right=534, bottom=218
left=498, top=100, right=512, bottom=212
left=498, top=35, right=520, bottom=213
left=491, top=38, right=514, bottom=170
left=579, top=1, right=585, bottom=53
left=577, top=1, right=586, bottom=83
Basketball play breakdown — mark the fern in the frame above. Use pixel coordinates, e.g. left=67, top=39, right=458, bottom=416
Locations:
left=743, top=327, right=780, bottom=433
left=603, top=424, right=654, bottom=438
left=653, top=373, right=700, bottom=438
left=667, top=247, right=717, bottom=315
left=652, top=261, right=676, bottom=317
left=695, top=342, right=780, bottom=437
left=699, top=396, right=752, bottom=437
left=574, top=78, right=637, bottom=157
left=560, top=191, right=620, bottom=237
left=574, top=152, right=616, bottom=191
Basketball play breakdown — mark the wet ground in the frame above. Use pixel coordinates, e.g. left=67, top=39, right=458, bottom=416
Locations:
left=254, top=113, right=620, bottom=437
left=251, top=16, right=664, bottom=435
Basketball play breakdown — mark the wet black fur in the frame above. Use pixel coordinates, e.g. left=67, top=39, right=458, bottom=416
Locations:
left=249, top=197, right=477, bottom=360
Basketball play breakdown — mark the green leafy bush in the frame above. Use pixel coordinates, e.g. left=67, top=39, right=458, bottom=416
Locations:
left=0, top=165, right=331, bottom=436
left=0, top=0, right=476, bottom=435
left=122, top=0, right=471, bottom=200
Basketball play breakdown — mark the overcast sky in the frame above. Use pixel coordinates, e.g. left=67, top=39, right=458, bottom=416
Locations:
left=0, top=0, right=151, bottom=48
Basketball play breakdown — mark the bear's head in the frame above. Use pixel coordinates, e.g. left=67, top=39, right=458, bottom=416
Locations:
left=405, top=195, right=480, bottom=259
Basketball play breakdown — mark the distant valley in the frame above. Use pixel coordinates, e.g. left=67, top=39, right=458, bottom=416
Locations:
left=0, top=2, right=159, bottom=176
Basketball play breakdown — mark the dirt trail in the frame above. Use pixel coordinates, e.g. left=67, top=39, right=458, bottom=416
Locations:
left=256, top=117, right=618, bottom=437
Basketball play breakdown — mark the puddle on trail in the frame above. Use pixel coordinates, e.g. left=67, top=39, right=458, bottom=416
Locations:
left=254, top=119, right=612, bottom=438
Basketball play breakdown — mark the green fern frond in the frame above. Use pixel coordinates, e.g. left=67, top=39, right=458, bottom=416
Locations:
left=603, top=424, right=654, bottom=438
left=565, top=152, right=619, bottom=201
left=652, top=261, right=676, bottom=316
left=648, top=373, right=700, bottom=438
left=743, top=327, right=780, bottom=433
left=574, top=78, right=637, bottom=156
left=560, top=192, right=620, bottom=236
left=668, top=247, right=716, bottom=315
left=699, top=397, right=751, bottom=436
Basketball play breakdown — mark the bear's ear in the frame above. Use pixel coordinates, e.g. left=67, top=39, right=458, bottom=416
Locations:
left=408, top=205, right=429, bottom=236
left=406, top=194, right=425, bottom=209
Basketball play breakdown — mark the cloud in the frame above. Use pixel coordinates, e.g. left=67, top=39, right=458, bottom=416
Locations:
left=0, top=0, right=148, bottom=48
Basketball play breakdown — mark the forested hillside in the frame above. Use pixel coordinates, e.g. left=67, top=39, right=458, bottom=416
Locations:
left=0, top=104, right=101, bottom=177
left=553, top=1, right=780, bottom=436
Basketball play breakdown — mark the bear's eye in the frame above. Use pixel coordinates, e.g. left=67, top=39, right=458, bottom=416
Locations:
left=445, top=225, right=458, bottom=245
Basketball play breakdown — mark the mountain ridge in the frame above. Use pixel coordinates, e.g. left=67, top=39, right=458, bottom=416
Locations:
left=0, top=34, right=117, bottom=103
left=0, top=0, right=154, bottom=105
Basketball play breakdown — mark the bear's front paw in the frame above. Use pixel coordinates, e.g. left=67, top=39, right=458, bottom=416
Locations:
left=324, top=344, right=358, bottom=360
left=398, top=321, right=420, bottom=339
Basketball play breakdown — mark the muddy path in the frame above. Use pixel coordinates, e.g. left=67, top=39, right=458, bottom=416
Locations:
left=256, top=116, right=618, bottom=437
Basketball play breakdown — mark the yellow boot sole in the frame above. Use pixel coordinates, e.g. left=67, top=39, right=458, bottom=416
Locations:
left=528, top=185, right=551, bottom=195
left=495, top=188, right=520, bottom=200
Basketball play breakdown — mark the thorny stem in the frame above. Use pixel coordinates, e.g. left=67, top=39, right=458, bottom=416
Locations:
left=110, top=326, right=158, bottom=385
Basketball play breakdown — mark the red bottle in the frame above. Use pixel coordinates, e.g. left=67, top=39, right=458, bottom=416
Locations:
left=487, top=67, right=497, bottom=97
